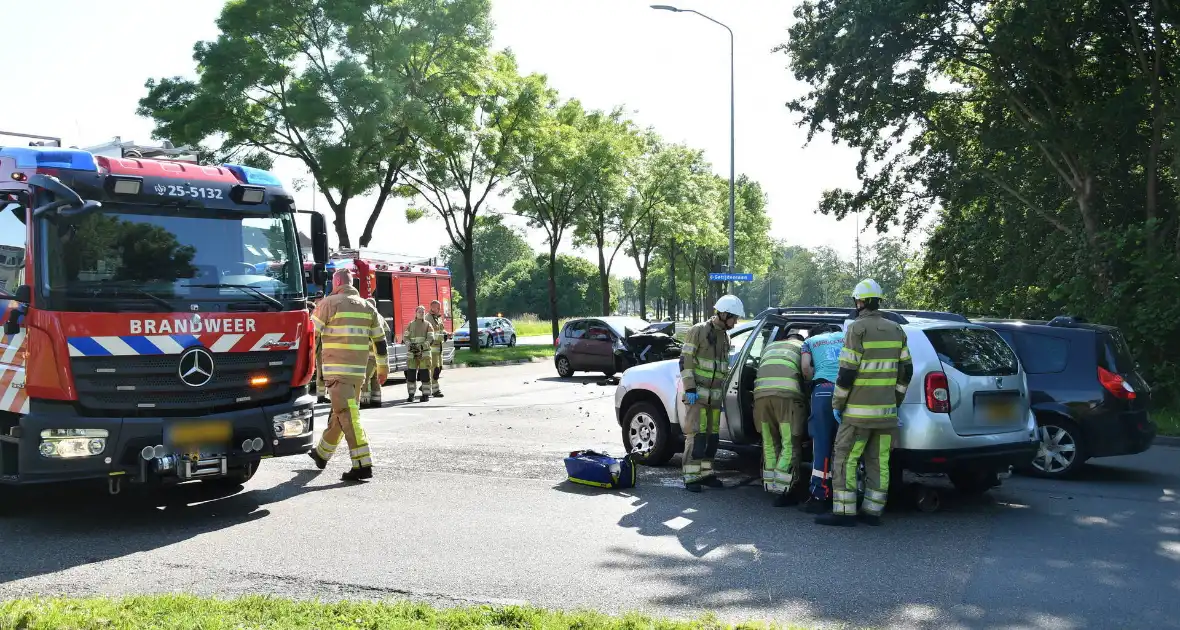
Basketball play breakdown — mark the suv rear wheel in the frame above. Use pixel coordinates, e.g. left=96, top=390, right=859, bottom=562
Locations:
left=555, top=355, right=574, bottom=378
left=1028, top=416, right=1086, bottom=478
left=621, top=401, right=675, bottom=466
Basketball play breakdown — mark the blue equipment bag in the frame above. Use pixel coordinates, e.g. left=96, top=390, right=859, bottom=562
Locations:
left=564, top=450, right=638, bottom=489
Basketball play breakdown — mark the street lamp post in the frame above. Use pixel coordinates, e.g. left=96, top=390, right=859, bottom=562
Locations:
left=651, top=4, right=736, bottom=281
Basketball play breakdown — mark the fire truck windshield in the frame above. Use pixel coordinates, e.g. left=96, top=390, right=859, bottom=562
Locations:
left=39, top=203, right=305, bottom=311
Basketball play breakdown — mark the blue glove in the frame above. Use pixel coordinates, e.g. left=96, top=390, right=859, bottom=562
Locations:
left=685, top=391, right=699, bottom=405
left=833, top=409, right=843, bottom=424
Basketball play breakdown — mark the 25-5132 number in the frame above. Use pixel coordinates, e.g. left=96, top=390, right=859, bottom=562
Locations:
left=154, top=184, right=224, bottom=199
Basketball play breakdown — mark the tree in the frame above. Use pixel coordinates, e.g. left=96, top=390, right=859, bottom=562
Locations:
left=514, top=99, right=594, bottom=341
left=571, top=113, right=644, bottom=316
left=781, top=0, right=1180, bottom=398
left=477, top=254, right=617, bottom=318
left=138, top=0, right=492, bottom=247
left=404, top=51, right=551, bottom=353
left=440, top=215, right=532, bottom=314
left=626, top=141, right=712, bottom=319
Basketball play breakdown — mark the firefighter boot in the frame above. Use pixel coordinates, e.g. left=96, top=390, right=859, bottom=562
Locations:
left=775, top=489, right=801, bottom=508
left=857, top=513, right=883, bottom=527
left=341, top=466, right=373, bottom=482
left=309, top=451, right=328, bottom=470
left=815, top=513, right=857, bottom=527
left=701, top=476, right=723, bottom=488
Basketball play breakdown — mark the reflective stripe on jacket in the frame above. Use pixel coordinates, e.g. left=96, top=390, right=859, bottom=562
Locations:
left=754, top=338, right=804, bottom=400
left=833, top=311, right=913, bottom=429
left=680, top=319, right=732, bottom=408
left=311, top=285, right=386, bottom=382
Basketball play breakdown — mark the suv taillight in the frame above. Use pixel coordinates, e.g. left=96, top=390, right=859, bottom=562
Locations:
left=1098, top=366, right=1136, bottom=400
left=925, top=372, right=950, bottom=413
left=554, top=337, right=559, bottom=347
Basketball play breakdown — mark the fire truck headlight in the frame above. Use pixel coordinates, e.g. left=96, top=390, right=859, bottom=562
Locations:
left=272, top=407, right=313, bottom=437
left=39, top=429, right=109, bottom=459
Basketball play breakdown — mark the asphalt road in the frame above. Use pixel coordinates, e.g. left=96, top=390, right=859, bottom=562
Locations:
left=1, top=362, right=1177, bottom=630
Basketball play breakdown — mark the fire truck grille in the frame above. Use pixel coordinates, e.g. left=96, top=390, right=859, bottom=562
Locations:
left=70, top=351, right=298, bottom=417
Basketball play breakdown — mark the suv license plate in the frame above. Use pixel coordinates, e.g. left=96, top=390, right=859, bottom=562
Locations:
left=979, top=399, right=1019, bottom=423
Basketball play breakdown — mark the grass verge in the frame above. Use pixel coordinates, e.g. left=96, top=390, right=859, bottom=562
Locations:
left=0, top=595, right=815, bottom=630
left=511, top=319, right=568, bottom=337
left=1155, top=406, right=1179, bottom=437
left=452, top=345, right=554, bottom=367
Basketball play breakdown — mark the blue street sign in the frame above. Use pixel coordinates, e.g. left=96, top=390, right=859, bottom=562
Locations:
left=709, top=272, right=754, bottom=282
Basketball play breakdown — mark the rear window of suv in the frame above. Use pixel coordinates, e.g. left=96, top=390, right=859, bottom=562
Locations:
left=923, top=327, right=1019, bottom=376
left=1100, top=328, right=1137, bottom=374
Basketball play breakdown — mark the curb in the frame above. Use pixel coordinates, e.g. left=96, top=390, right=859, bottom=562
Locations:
left=1155, top=435, right=1180, bottom=448
left=447, top=357, right=545, bottom=370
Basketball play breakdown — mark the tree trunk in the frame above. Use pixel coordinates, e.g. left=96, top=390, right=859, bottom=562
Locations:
left=690, top=265, right=698, bottom=324
left=359, top=161, right=402, bottom=248
left=668, top=239, right=677, bottom=323
left=637, top=268, right=648, bottom=320
left=463, top=245, right=480, bottom=354
left=597, top=238, right=610, bottom=316
left=332, top=206, right=350, bottom=248
left=548, top=244, right=560, bottom=342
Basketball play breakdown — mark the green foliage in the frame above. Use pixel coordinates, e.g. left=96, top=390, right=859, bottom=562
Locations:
left=782, top=0, right=1180, bottom=400
left=478, top=254, right=617, bottom=319
left=441, top=215, right=533, bottom=314
left=138, top=0, right=493, bottom=247
left=403, top=49, right=552, bottom=348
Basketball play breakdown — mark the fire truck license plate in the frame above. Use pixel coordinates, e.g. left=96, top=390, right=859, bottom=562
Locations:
left=166, top=420, right=232, bottom=448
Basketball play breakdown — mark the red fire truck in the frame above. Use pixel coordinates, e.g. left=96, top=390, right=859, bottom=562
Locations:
left=0, top=140, right=330, bottom=497
left=321, top=249, right=455, bottom=374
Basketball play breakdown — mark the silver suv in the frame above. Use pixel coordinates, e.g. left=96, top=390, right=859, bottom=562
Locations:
left=613, top=308, right=1040, bottom=494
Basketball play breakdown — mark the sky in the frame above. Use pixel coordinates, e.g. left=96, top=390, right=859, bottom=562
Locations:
left=0, top=0, right=894, bottom=277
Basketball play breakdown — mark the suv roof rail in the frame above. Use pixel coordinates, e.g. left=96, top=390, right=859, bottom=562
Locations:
left=1047, top=315, right=1087, bottom=327
left=888, top=309, right=970, bottom=323
left=765, top=306, right=855, bottom=316
left=759, top=306, right=914, bottom=325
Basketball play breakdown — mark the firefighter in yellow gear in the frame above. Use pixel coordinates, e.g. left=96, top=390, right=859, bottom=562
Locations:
left=817, top=279, right=913, bottom=527
left=359, top=297, right=390, bottom=408
left=426, top=300, right=447, bottom=397
left=754, top=330, right=808, bottom=507
left=403, top=306, right=435, bottom=403
left=309, top=268, right=388, bottom=482
left=679, top=294, right=743, bottom=492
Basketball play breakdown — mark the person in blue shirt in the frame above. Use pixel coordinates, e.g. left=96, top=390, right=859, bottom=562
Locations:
left=799, top=323, right=846, bottom=513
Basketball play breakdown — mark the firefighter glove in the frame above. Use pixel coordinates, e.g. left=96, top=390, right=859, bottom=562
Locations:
left=685, top=391, right=699, bottom=405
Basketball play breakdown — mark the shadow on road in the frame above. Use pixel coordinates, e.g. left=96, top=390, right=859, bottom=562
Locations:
left=0, top=469, right=343, bottom=585
left=595, top=453, right=1180, bottom=629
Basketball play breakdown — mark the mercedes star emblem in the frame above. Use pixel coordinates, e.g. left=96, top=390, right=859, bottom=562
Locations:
left=178, top=347, right=215, bottom=388
left=995, top=376, right=1003, bottom=389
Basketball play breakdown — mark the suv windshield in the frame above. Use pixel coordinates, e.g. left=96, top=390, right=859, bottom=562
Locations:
left=924, top=327, right=1019, bottom=376
left=40, top=203, right=303, bottom=310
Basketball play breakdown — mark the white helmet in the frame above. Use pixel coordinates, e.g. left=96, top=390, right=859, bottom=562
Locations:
left=852, top=279, right=884, bottom=300
left=714, top=294, right=744, bottom=318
